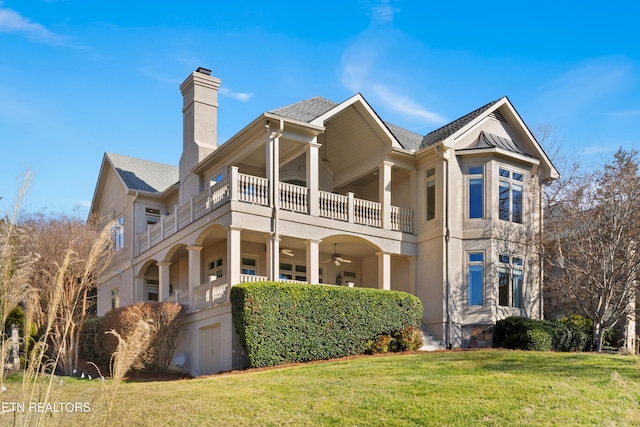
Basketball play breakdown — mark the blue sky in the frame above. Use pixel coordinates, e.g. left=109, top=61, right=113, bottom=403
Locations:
left=1, top=0, right=639, bottom=217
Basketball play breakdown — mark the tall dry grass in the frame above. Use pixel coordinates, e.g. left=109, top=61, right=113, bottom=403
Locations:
left=0, top=173, right=130, bottom=426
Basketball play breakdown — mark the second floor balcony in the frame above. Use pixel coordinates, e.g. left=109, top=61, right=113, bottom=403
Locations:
left=137, top=167, right=413, bottom=255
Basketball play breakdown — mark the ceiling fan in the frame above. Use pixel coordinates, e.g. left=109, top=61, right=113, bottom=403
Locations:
left=322, top=243, right=352, bottom=266
left=280, top=248, right=294, bottom=257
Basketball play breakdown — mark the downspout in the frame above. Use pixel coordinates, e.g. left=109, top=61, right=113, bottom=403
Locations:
left=266, top=119, right=284, bottom=280
left=131, top=191, right=139, bottom=302
left=538, top=178, right=545, bottom=320
left=435, top=144, right=451, bottom=349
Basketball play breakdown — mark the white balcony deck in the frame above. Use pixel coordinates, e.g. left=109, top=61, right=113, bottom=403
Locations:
left=138, top=170, right=413, bottom=255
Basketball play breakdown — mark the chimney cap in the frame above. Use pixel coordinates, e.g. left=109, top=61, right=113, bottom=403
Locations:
left=196, top=67, right=211, bottom=76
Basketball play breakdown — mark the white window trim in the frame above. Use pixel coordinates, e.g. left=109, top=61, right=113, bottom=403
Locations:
left=498, top=254, right=524, bottom=308
left=467, top=165, right=484, bottom=220
left=467, top=251, right=484, bottom=306
left=498, top=166, right=525, bottom=224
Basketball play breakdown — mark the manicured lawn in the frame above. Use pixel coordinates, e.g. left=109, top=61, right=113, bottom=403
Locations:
left=2, top=350, right=639, bottom=426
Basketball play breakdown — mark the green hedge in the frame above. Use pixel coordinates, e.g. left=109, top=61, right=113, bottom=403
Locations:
left=494, top=316, right=591, bottom=352
left=231, top=281, right=423, bottom=368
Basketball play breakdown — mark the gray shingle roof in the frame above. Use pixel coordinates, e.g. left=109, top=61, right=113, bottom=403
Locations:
left=106, top=152, right=178, bottom=193
left=269, top=96, right=423, bottom=150
left=420, top=98, right=502, bottom=149
left=268, top=96, right=338, bottom=122
left=385, top=122, right=423, bottom=150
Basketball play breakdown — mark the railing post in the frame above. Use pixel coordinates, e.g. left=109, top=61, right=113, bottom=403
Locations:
left=147, top=225, right=151, bottom=247
left=174, top=205, right=179, bottom=231
left=208, top=181, right=213, bottom=211
left=229, top=166, right=239, bottom=202
left=160, top=214, right=165, bottom=238
left=347, top=192, right=355, bottom=223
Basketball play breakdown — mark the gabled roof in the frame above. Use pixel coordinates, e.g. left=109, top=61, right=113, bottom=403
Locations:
left=385, top=123, right=423, bottom=150
left=106, top=152, right=178, bottom=193
left=269, top=96, right=338, bottom=123
left=419, top=98, right=502, bottom=149
left=270, top=95, right=423, bottom=150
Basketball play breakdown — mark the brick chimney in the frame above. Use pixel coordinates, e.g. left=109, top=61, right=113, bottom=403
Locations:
left=179, top=67, right=220, bottom=204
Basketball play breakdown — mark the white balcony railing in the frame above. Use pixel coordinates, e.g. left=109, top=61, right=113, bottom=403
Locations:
left=136, top=169, right=413, bottom=255
left=319, top=191, right=348, bottom=221
left=279, top=182, right=308, bottom=213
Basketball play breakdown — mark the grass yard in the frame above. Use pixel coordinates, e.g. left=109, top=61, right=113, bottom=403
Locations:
left=1, top=350, right=639, bottom=426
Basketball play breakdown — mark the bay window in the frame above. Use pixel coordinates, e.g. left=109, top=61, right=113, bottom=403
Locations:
left=498, top=168, right=523, bottom=223
left=498, top=255, right=523, bottom=308
left=468, top=166, right=484, bottom=219
left=468, top=252, right=484, bottom=305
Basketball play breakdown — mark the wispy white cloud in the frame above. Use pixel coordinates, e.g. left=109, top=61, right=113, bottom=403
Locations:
left=0, top=2, right=63, bottom=45
left=370, top=83, right=444, bottom=124
left=369, top=0, right=398, bottom=25
left=603, top=109, right=640, bottom=118
left=581, top=145, right=616, bottom=156
left=534, top=57, right=633, bottom=118
left=339, top=6, right=445, bottom=126
left=219, top=87, right=253, bottom=102
left=138, top=67, right=182, bottom=84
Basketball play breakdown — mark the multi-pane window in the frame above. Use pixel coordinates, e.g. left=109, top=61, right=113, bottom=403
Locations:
left=468, top=166, right=484, bottom=219
left=208, top=258, right=223, bottom=280
left=343, top=270, right=357, bottom=286
left=498, top=255, right=523, bottom=308
left=498, top=168, right=523, bottom=223
left=111, top=286, right=120, bottom=310
left=468, top=252, right=484, bottom=305
left=113, top=215, right=124, bottom=252
left=241, top=257, right=257, bottom=276
left=145, top=279, right=159, bottom=301
left=279, top=262, right=307, bottom=281
left=426, top=168, right=436, bottom=221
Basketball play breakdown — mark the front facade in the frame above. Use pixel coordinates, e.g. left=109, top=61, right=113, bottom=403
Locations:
left=90, top=68, right=558, bottom=375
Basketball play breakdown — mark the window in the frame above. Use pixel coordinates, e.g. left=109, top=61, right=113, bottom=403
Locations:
left=208, top=258, right=223, bottom=280
left=279, top=262, right=308, bottom=282
left=468, top=166, right=484, bottom=219
left=343, top=270, right=357, bottom=286
left=241, top=257, right=257, bottom=276
left=145, top=208, right=160, bottom=226
left=426, top=168, right=436, bottom=221
left=468, top=253, right=484, bottom=305
left=498, top=168, right=523, bottom=223
left=498, top=255, right=523, bottom=308
left=145, top=279, right=159, bottom=301
left=111, top=286, right=120, bottom=310
left=113, top=215, right=124, bottom=252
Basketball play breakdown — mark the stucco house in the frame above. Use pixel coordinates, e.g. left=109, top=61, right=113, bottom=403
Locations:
left=89, top=67, right=558, bottom=375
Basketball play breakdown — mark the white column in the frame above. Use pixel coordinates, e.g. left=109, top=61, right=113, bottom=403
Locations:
left=187, top=245, right=203, bottom=310
left=306, top=239, right=321, bottom=284
left=269, top=234, right=280, bottom=281
left=157, top=261, right=172, bottom=301
left=306, top=140, right=320, bottom=216
left=379, top=161, right=393, bottom=229
left=376, top=251, right=391, bottom=290
left=227, top=227, right=241, bottom=286
left=229, top=165, right=239, bottom=202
